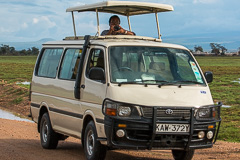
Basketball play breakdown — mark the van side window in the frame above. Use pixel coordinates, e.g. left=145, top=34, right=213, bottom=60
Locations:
left=86, top=49, right=104, bottom=78
left=59, top=49, right=82, bottom=80
left=37, top=48, right=63, bottom=78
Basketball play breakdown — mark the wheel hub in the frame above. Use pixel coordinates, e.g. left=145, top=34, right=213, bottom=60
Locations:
left=86, top=130, right=94, bottom=155
left=42, top=121, right=48, bottom=143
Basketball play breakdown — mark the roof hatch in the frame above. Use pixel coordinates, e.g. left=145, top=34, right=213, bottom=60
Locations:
left=66, top=1, right=174, bottom=40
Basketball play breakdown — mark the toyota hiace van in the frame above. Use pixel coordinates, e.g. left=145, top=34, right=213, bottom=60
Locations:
left=30, top=1, right=221, bottom=160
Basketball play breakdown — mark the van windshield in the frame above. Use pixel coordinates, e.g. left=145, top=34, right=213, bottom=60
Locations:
left=109, top=46, right=205, bottom=85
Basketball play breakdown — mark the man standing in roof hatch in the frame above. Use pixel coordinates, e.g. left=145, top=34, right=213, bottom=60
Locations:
left=101, top=15, right=135, bottom=36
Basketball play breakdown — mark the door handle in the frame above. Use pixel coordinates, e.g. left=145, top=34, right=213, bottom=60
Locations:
left=80, top=84, right=85, bottom=89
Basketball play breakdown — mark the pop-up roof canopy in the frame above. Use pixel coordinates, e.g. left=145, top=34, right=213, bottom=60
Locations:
left=66, top=1, right=174, bottom=40
left=66, top=1, right=173, bottom=16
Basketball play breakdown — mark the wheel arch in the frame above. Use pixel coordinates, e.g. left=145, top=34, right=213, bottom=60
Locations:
left=38, top=104, right=49, bottom=133
left=81, top=112, right=96, bottom=147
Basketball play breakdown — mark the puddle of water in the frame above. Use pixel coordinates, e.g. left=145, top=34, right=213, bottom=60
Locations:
left=232, top=78, right=240, bottom=84
left=0, top=109, right=33, bottom=123
left=222, top=105, right=231, bottom=108
left=16, top=81, right=31, bottom=85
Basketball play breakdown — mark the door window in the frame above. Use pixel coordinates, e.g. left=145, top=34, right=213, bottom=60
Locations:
left=59, top=49, right=82, bottom=80
left=85, top=49, right=104, bottom=80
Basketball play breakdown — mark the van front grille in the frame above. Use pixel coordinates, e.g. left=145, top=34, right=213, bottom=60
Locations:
left=142, top=107, right=191, bottom=120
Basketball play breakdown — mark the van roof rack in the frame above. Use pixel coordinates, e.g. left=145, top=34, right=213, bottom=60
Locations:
left=66, top=1, right=173, bottom=40
left=64, top=35, right=162, bottom=42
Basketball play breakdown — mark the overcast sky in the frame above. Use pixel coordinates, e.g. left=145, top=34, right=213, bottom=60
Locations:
left=1, top=0, right=240, bottom=44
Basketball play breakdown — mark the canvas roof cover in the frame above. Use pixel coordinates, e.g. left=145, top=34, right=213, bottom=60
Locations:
left=66, top=1, right=174, bottom=16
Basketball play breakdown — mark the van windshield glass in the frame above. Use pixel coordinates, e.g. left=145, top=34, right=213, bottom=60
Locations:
left=109, top=46, right=205, bottom=85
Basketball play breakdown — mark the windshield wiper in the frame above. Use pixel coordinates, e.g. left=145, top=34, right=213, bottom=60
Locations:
left=117, top=81, right=139, bottom=86
left=174, top=80, right=203, bottom=84
left=141, top=80, right=180, bottom=88
left=118, top=80, right=170, bottom=87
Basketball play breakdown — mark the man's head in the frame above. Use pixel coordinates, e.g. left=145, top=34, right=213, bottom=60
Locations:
left=109, top=15, right=120, bottom=26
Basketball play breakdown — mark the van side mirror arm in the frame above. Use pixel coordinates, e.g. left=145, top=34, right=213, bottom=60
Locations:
left=74, top=35, right=91, bottom=99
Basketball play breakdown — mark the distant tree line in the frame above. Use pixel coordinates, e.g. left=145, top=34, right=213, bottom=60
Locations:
left=0, top=44, right=39, bottom=56
left=194, top=45, right=203, bottom=52
left=209, top=43, right=227, bottom=55
left=194, top=43, right=228, bottom=55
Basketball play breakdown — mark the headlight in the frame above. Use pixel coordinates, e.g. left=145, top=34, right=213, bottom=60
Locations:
left=118, top=106, right=131, bottom=117
left=103, top=99, right=141, bottom=118
left=198, top=108, right=211, bottom=118
left=196, top=106, right=218, bottom=120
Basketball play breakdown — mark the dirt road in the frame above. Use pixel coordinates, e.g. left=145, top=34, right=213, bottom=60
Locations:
left=0, top=118, right=239, bottom=160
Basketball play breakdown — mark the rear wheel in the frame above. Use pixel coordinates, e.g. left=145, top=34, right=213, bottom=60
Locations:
left=84, top=121, right=107, bottom=160
left=40, top=113, right=59, bottom=149
left=172, top=149, right=195, bottom=160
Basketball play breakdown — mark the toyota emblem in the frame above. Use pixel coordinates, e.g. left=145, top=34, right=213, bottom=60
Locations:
left=166, top=109, right=173, bottom=115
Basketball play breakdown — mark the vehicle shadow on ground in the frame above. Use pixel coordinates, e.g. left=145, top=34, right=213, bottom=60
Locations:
left=0, top=138, right=172, bottom=160
left=56, top=139, right=173, bottom=160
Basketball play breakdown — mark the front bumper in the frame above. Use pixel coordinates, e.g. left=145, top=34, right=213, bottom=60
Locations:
left=104, top=103, right=222, bottom=150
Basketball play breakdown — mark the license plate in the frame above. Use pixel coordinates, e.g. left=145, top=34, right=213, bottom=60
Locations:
left=156, top=124, right=190, bottom=133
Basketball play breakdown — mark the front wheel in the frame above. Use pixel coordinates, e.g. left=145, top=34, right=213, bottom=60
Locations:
left=40, top=113, right=59, bottom=149
left=84, top=121, right=107, bottom=160
left=172, top=149, right=195, bottom=160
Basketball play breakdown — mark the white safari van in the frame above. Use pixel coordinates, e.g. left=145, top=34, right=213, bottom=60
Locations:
left=30, top=1, right=222, bottom=160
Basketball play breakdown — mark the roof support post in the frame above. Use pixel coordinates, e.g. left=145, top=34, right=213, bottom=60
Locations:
left=127, top=15, right=132, bottom=31
left=71, top=11, right=77, bottom=39
left=155, top=12, right=161, bottom=40
left=96, top=9, right=100, bottom=36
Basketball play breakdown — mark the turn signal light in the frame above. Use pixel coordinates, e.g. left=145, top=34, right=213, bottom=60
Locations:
left=208, top=125, right=214, bottom=129
left=212, top=110, right=216, bottom=118
left=118, top=124, right=127, bottom=128
left=106, top=108, right=117, bottom=116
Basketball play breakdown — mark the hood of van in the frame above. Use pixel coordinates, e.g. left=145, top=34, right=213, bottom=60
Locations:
left=106, top=84, right=213, bottom=107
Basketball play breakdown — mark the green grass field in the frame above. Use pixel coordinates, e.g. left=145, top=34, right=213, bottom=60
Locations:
left=196, top=56, right=240, bottom=142
left=0, top=55, right=239, bottom=142
left=0, top=56, right=36, bottom=84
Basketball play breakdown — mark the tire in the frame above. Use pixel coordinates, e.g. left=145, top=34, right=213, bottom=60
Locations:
left=84, top=121, right=107, bottom=160
left=172, top=149, right=195, bottom=160
left=40, top=113, right=59, bottom=149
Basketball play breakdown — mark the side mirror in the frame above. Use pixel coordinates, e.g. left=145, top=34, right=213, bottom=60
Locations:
left=89, top=67, right=105, bottom=83
left=204, top=71, right=213, bottom=83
